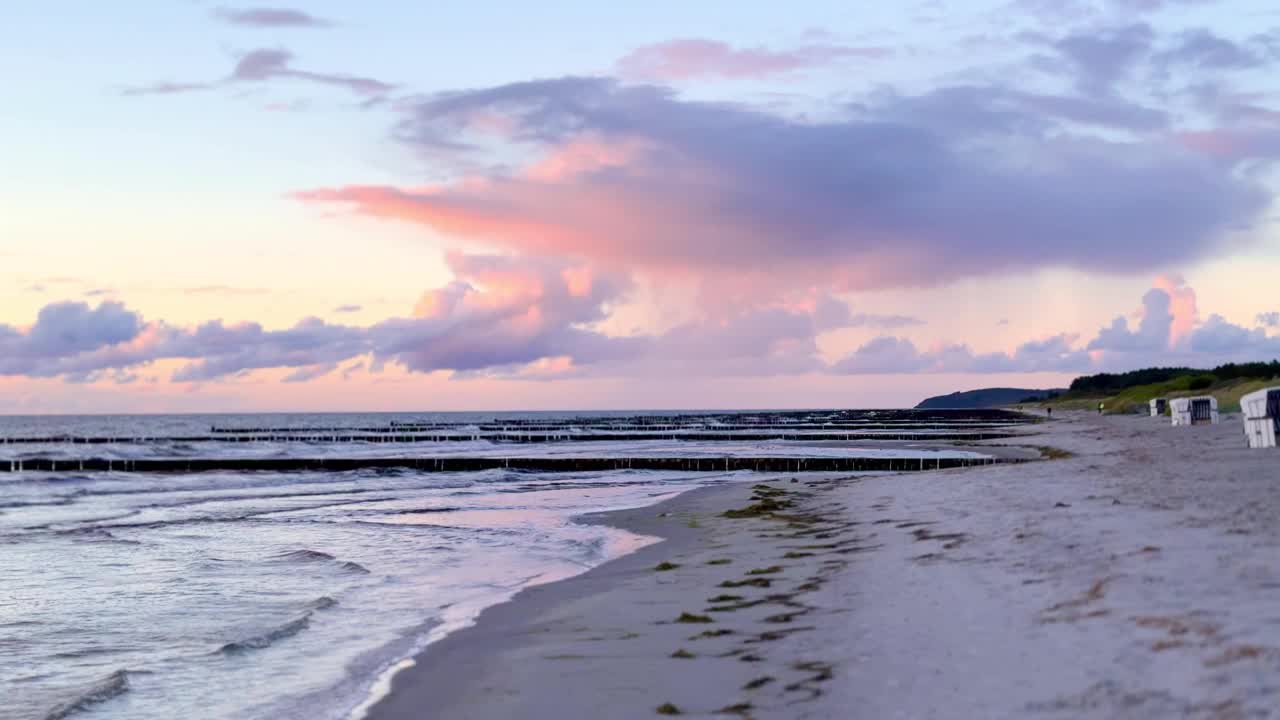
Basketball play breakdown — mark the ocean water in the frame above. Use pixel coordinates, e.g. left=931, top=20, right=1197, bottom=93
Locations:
left=0, top=412, right=1000, bottom=719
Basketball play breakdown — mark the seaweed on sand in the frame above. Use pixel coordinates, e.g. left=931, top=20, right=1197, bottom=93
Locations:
left=674, top=612, right=714, bottom=624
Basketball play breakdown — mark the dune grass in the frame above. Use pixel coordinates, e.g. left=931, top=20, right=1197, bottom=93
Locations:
left=1034, top=376, right=1276, bottom=414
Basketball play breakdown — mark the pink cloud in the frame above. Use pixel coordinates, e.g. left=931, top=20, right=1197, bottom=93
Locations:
left=297, top=78, right=1269, bottom=298
left=1176, top=128, right=1280, bottom=163
left=2, top=275, right=1275, bottom=387
left=616, top=38, right=890, bottom=81
left=1152, top=274, right=1199, bottom=345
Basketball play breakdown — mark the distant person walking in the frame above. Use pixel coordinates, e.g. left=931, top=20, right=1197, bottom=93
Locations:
left=1047, top=406, right=1053, bottom=419
left=1098, top=402, right=1105, bottom=415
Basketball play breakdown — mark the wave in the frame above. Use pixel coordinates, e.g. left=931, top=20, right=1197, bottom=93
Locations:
left=275, top=549, right=370, bottom=574
left=219, top=613, right=311, bottom=654
left=44, top=669, right=130, bottom=720
left=51, top=645, right=140, bottom=660
left=65, top=528, right=142, bottom=545
left=276, top=549, right=337, bottom=562
left=306, top=596, right=338, bottom=611
left=369, top=506, right=463, bottom=516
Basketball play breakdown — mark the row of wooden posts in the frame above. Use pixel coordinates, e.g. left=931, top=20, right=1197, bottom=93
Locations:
left=0, top=454, right=1016, bottom=474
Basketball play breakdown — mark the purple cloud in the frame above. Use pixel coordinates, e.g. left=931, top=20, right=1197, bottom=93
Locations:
left=1087, top=288, right=1175, bottom=352
left=302, top=76, right=1268, bottom=294
left=366, top=253, right=636, bottom=375
left=166, top=318, right=369, bottom=382
left=848, top=313, right=926, bottom=329
left=1018, top=0, right=1217, bottom=21
left=830, top=337, right=931, bottom=374
left=2, top=276, right=1277, bottom=383
left=1050, top=23, right=1155, bottom=94
left=0, top=302, right=145, bottom=377
left=616, top=38, right=890, bottom=81
left=230, top=49, right=394, bottom=96
left=213, top=7, right=333, bottom=28
left=121, top=81, right=215, bottom=97
left=830, top=334, right=1089, bottom=375
left=1187, top=315, right=1280, bottom=356
left=1110, top=0, right=1218, bottom=10
left=125, top=48, right=393, bottom=98
left=1157, top=29, right=1264, bottom=70
left=0, top=255, right=901, bottom=383
left=830, top=277, right=1277, bottom=376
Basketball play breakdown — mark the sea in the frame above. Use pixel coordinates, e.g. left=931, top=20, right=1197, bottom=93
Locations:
left=0, top=411, right=1004, bottom=719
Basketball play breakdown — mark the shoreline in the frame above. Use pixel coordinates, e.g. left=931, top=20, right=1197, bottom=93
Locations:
left=361, top=482, right=756, bottom=720
left=366, top=411, right=1280, bottom=718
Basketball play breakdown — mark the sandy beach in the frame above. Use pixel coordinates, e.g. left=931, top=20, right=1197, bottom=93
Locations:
left=368, top=411, right=1280, bottom=719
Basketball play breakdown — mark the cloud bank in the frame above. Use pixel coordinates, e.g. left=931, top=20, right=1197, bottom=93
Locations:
left=298, top=76, right=1268, bottom=295
left=3, top=273, right=1276, bottom=384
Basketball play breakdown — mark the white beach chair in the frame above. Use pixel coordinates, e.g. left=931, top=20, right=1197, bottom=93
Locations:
left=1170, top=396, right=1218, bottom=426
left=1241, top=387, right=1279, bottom=449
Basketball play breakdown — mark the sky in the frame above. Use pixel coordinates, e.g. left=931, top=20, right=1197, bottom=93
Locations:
left=2, top=0, right=1280, bottom=413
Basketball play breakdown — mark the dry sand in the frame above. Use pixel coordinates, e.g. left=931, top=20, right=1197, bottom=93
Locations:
left=367, top=412, right=1280, bottom=719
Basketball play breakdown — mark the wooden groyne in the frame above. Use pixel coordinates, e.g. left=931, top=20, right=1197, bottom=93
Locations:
left=208, top=422, right=1024, bottom=434
left=1, top=455, right=1017, bottom=474
left=383, top=409, right=1030, bottom=426
left=0, top=430, right=1024, bottom=445
left=202, top=409, right=1036, bottom=434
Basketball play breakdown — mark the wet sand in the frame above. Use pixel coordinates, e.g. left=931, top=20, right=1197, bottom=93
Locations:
left=368, top=412, right=1280, bottom=719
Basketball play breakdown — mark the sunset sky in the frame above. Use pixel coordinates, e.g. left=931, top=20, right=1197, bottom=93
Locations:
left=3, top=0, right=1279, bottom=413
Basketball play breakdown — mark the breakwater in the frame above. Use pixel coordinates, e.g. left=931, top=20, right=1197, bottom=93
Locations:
left=0, top=430, right=1021, bottom=445
left=2, top=454, right=1015, bottom=474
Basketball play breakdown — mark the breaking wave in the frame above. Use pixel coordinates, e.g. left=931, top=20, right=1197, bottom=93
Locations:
left=306, top=596, right=338, bottom=611
left=219, top=614, right=312, bottom=654
left=276, top=549, right=337, bottom=562
left=43, top=669, right=130, bottom=720
left=274, top=549, right=370, bottom=573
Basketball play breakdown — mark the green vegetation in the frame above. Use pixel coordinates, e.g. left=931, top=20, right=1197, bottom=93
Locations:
left=654, top=562, right=681, bottom=572
left=1068, top=362, right=1280, bottom=395
left=656, top=702, right=682, bottom=715
left=1037, top=361, right=1280, bottom=414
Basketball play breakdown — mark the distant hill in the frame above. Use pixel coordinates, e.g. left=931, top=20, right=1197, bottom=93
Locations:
left=915, top=387, right=1062, bottom=409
